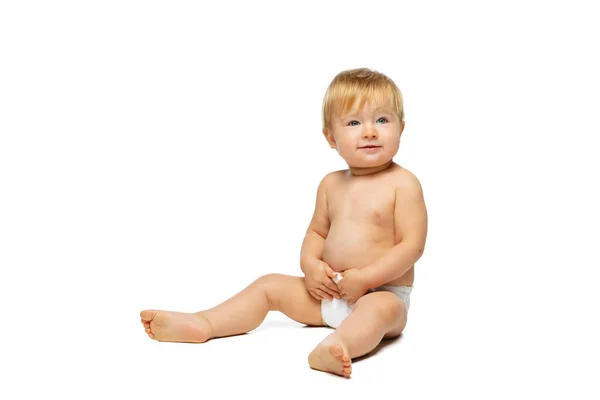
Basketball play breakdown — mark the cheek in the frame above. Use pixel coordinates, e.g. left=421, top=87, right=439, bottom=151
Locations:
left=380, top=129, right=401, bottom=144
left=342, top=143, right=360, bottom=157
left=336, top=137, right=355, bottom=152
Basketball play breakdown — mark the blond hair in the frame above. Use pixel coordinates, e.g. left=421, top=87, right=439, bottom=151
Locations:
left=322, top=68, right=404, bottom=130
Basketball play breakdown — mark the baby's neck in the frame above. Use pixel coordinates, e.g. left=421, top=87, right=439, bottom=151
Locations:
left=348, top=160, right=395, bottom=177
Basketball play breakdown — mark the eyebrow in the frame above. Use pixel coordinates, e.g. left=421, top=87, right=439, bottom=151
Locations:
left=373, top=107, right=394, bottom=114
left=341, top=107, right=394, bottom=118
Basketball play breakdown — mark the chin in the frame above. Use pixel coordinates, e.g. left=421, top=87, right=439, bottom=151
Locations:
left=349, top=160, right=392, bottom=169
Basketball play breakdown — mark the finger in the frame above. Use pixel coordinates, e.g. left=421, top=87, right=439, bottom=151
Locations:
left=314, top=288, right=330, bottom=299
left=309, top=289, right=323, bottom=300
left=324, top=280, right=341, bottom=294
left=320, top=285, right=339, bottom=299
left=324, top=264, right=336, bottom=278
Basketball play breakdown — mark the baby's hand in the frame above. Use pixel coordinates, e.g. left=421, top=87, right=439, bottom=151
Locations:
left=304, top=260, right=341, bottom=300
left=337, top=269, right=368, bottom=305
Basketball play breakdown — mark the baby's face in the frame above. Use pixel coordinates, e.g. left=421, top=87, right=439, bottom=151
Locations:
left=325, top=100, right=403, bottom=170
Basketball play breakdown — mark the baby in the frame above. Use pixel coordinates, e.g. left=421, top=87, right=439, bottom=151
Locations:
left=140, top=68, right=428, bottom=378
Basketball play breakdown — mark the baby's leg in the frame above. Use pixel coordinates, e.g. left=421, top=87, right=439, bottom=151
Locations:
left=140, top=274, right=323, bottom=343
left=309, top=291, right=407, bottom=363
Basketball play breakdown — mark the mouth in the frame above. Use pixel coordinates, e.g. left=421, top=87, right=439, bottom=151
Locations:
left=358, top=145, right=381, bottom=149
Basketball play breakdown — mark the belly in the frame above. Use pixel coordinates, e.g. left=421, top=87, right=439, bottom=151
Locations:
left=322, top=220, right=394, bottom=272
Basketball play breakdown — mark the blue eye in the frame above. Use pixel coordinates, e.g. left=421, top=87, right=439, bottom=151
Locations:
left=376, top=117, right=388, bottom=124
left=348, top=120, right=360, bottom=126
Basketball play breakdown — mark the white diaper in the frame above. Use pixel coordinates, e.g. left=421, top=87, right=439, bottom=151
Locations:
left=321, top=274, right=413, bottom=328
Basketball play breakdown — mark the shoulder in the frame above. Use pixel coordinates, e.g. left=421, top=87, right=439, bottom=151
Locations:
left=392, top=165, right=424, bottom=198
left=319, top=169, right=346, bottom=189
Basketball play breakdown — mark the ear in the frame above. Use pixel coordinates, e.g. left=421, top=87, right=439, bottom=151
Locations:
left=399, top=120, right=405, bottom=139
left=323, top=128, right=337, bottom=149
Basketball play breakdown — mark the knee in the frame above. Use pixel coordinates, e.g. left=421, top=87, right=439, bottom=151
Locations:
left=253, top=273, right=284, bottom=288
left=252, top=273, right=286, bottom=309
left=357, top=292, right=405, bottom=322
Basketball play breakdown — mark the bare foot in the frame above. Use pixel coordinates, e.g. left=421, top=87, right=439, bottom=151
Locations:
left=308, top=342, right=352, bottom=378
left=140, top=310, right=213, bottom=343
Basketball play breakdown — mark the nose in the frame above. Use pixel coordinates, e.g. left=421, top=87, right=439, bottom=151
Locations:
left=362, top=125, right=378, bottom=139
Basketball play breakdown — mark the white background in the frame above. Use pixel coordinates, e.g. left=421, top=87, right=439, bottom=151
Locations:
left=1, top=0, right=599, bottom=398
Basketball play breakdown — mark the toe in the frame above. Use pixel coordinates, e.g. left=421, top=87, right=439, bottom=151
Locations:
left=329, top=344, right=344, bottom=359
left=148, top=332, right=154, bottom=339
left=140, top=310, right=156, bottom=322
left=343, top=366, right=352, bottom=377
left=145, top=328, right=151, bottom=334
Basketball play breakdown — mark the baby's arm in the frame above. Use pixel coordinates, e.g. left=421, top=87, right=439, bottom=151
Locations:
left=362, top=170, right=428, bottom=288
left=300, top=174, right=331, bottom=271
left=300, top=173, right=340, bottom=300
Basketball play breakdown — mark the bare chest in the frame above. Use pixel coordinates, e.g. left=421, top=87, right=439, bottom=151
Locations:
left=327, top=183, right=395, bottom=228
